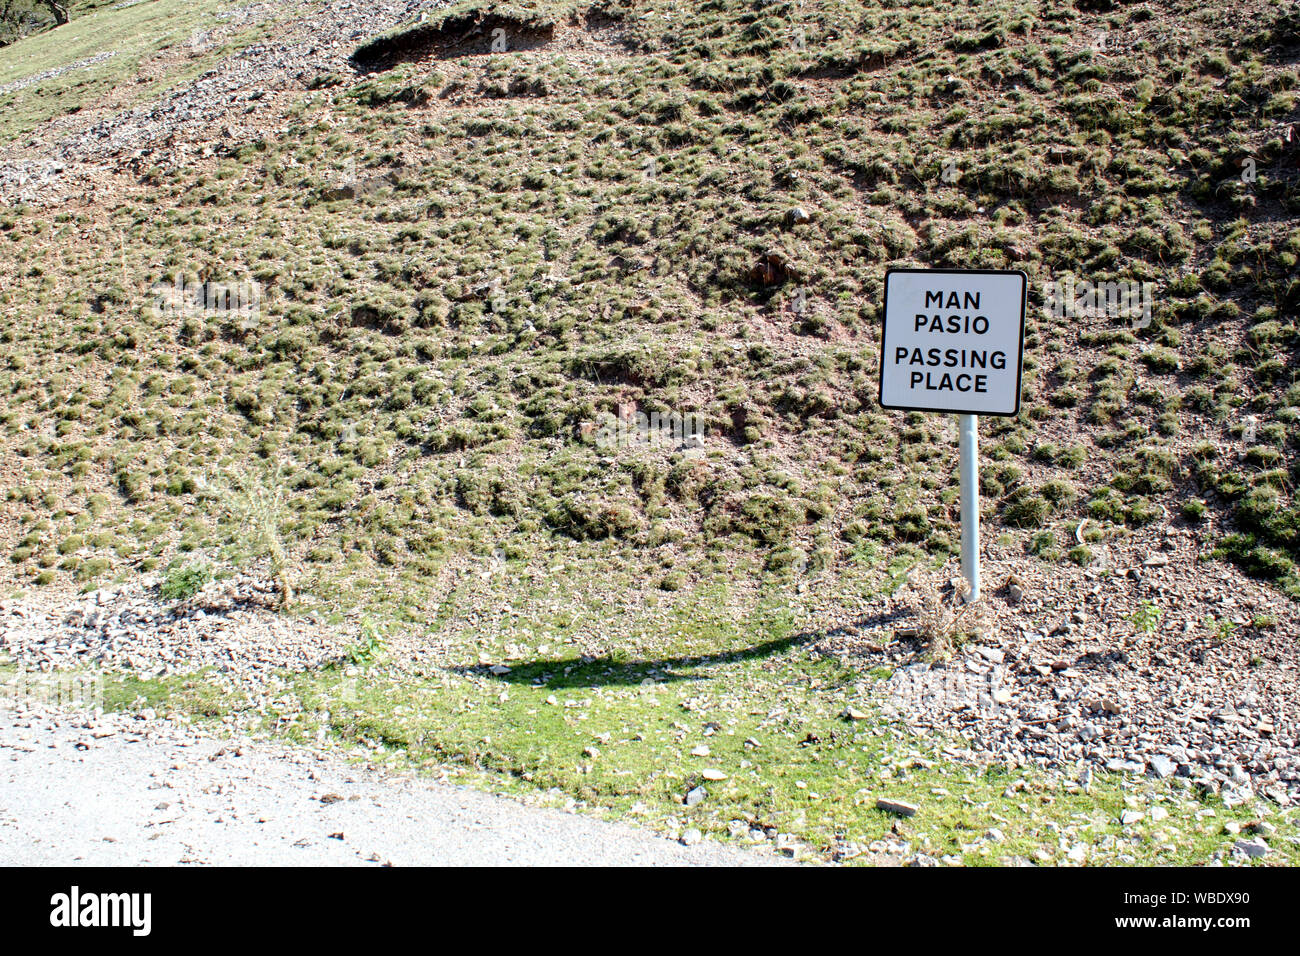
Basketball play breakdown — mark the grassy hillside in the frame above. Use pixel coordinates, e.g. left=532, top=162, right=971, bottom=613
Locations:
left=1, top=0, right=1297, bottom=606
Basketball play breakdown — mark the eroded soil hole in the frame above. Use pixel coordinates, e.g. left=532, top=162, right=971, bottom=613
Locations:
left=352, top=13, right=556, bottom=72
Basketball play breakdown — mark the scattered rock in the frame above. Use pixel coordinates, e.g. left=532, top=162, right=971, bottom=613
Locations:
left=1106, top=758, right=1145, bottom=775
left=875, top=798, right=918, bottom=817
left=1147, top=755, right=1177, bottom=779
left=748, top=250, right=798, bottom=287
left=1233, top=838, right=1269, bottom=859
left=0, top=574, right=355, bottom=683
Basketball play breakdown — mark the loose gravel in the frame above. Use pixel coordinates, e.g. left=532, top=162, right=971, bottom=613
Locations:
left=1, top=574, right=354, bottom=680
left=816, top=529, right=1300, bottom=806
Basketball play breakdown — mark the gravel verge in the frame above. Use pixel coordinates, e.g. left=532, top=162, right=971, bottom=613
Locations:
left=816, top=527, right=1300, bottom=806
left=1, top=574, right=353, bottom=680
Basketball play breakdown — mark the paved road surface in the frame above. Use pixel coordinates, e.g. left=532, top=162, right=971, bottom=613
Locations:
left=0, top=706, right=785, bottom=866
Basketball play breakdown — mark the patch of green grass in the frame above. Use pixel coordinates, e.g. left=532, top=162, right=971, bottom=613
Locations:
left=158, top=560, right=212, bottom=600
left=2, top=0, right=1300, bottom=862
left=101, top=670, right=242, bottom=718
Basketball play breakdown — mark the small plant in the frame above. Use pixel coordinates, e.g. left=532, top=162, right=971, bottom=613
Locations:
left=908, top=566, right=990, bottom=659
left=1028, top=530, right=1059, bottom=560
left=346, top=617, right=387, bottom=667
left=1205, top=616, right=1237, bottom=642
left=1003, top=489, right=1052, bottom=528
left=203, top=459, right=294, bottom=608
left=1131, top=601, right=1162, bottom=635
left=159, top=561, right=212, bottom=600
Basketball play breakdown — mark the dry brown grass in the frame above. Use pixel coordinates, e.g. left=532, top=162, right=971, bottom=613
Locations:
left=906, top=564, right=991, bottom=659
left=200, top=459, right=294, bottom=609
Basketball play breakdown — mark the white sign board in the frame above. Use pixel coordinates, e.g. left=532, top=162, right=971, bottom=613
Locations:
left=878, top=269, right=1027, bottom=417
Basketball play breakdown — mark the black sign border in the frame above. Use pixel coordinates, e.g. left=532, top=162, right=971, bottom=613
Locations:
left=878, top=267, right=1028, bottom=417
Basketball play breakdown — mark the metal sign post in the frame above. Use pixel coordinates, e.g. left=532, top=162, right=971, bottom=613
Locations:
left=878, top=268, right=1027, bottom=603
left=958, top=413, right=979, bottom=602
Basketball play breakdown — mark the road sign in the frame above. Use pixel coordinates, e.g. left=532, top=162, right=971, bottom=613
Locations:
left=877, top=268, right=1027, bottom=603
left=878, top=268, right=1027, bottom=416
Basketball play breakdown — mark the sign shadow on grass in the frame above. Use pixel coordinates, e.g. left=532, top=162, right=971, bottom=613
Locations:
left=451, top=608, right=913, bottom=690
